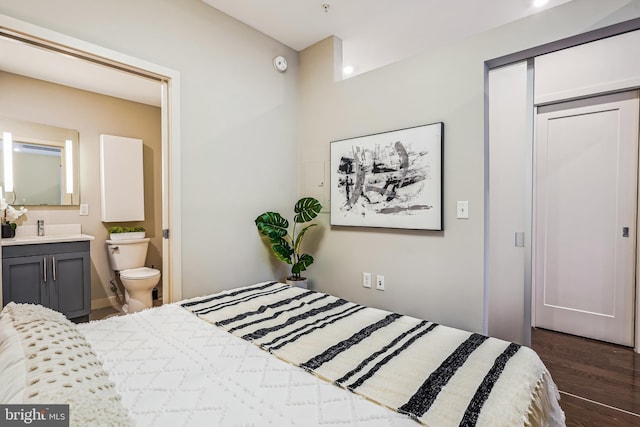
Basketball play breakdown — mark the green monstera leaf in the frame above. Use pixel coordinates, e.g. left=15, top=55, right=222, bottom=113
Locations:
left=293, top=224, right=317, bottom=256
left=292, top=254, right=314, bottom=275
left=269, top=237, right=293, bottom=264
left=293, top=197, right=322, bottom=223
left=255, top=212, right=289, bottom=239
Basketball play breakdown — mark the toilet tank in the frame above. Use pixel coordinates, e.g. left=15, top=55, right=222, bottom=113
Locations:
left=106, top=237, right=150, bottom=271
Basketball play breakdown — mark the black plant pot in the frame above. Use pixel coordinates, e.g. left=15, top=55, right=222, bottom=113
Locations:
left=1, top=223, right=15, bottom=238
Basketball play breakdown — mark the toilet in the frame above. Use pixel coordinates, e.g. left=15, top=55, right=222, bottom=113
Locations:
left=106, top=237, right=160, bottom=313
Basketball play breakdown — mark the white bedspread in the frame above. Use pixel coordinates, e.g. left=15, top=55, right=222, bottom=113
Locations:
left=78, top=304, right=417, bottom=427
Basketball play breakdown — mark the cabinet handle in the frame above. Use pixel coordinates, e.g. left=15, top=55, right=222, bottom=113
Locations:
left=43, top=257, right=47, bottom=284
left=52, top=256, right=56, bottom=281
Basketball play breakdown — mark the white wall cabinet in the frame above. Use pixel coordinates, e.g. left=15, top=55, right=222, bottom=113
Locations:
left=100, top=134, right=145, bottom=222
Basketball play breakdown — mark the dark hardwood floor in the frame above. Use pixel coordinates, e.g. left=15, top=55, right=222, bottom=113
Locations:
left=531, top=328, right=640, bottom=426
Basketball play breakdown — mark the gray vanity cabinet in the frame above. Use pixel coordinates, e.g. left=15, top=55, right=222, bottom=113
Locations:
left=2, top=241, right=91, bottom=322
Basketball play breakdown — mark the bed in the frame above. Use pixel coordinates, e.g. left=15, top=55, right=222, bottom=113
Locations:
left=0, top=281, right=565, bottom=426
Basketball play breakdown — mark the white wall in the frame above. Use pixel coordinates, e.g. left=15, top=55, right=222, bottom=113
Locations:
left=298, top=0, right=640, bottom=333
left=0, top=0, right=300, bottom=297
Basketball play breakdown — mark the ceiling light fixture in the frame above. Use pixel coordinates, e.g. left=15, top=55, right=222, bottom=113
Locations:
left=343, top=65, right=354, bottom=76
left=533, top=0, right=549, bottom=7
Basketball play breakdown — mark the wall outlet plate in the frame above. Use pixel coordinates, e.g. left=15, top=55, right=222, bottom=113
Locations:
left=376, top=275, right=385, bottom=291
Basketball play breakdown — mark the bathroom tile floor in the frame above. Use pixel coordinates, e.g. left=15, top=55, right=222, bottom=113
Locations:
left=89, top=305, right=122, bottom=321
left=89, top=299, right=162, bottom=321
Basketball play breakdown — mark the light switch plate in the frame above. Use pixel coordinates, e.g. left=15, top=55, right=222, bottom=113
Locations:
left=79, top=204, right=89, bottom=216
left=363, top=272, right=372, bottom=288
left=456, top=201, right=469, bottom=219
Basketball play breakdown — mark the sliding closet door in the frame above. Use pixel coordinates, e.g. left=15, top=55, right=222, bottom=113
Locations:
left=534, top=91, right=639, bottom=346
left=487, top=61, right=532, bottom=345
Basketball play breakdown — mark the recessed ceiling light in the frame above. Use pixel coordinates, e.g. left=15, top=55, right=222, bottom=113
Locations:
left=343, top=65, right=354, bottom=76
left=533, top=0, right=549, bottom=7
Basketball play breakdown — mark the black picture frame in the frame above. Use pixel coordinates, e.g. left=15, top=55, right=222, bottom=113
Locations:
left=330, top=122, right=444, bottom=230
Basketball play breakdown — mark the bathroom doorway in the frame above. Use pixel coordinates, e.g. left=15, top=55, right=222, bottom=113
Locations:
left=0, top=14, right=182, bottom=305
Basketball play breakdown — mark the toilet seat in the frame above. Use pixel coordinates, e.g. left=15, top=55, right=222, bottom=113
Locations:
left=120, top=267, right=160, bottom=280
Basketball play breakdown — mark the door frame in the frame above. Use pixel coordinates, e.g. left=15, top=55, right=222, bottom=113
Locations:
left=485, top=17, right=640, bottom=352
left=0, top=13, right=183, bottom=303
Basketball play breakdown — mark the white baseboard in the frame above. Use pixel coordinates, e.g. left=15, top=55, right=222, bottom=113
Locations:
left=91, top=296, right=120, bottom=310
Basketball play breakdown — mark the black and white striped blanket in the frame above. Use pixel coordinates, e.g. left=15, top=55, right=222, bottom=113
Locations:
left=181, top=282, right=563, bottom=426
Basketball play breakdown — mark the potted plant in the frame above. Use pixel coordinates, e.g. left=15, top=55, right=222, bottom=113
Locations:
left=108, top=226, right=146, bottom=240
left=255, top=197, right=322, bottom=288
left=1, top=221, right=16, bottom=238
left=0, top=198, right=27, bottom=239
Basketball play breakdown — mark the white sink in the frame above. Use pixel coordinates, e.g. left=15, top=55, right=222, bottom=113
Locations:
left=1, top=224, right=95, bottom=246
left=1, top=234, right=95, bottom=246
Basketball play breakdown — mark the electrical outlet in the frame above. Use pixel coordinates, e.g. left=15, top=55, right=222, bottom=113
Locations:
left=363, top=272, right=371, bottom=288
left=376, top=275, right=385, bottom=291
left=79, top=204, right=89, bottom=216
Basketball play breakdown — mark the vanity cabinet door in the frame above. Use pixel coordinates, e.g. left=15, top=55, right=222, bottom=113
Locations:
left=2, top=255, right=47, bottom=307
left=49, top=251, right=90, bottom=320
left=2, top=241, right=91, bottom=322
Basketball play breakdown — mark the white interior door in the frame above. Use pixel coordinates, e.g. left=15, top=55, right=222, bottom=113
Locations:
left=534, top=91, right=639, bottom=347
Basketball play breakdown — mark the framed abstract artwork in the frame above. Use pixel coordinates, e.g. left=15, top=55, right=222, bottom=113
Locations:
left=330, top=122, right=443, bottom=230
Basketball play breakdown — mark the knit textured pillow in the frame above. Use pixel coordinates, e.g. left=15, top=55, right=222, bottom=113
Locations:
left=0, top=303, right=134, bottom=427
left=0, top=309, right=26, bottom=403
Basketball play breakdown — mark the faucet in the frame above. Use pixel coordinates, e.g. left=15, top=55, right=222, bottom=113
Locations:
left=37, top=220, right=44, bottom=236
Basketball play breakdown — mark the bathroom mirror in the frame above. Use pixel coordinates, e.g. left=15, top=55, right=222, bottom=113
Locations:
left=0, top=116, right=79, bottom=206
